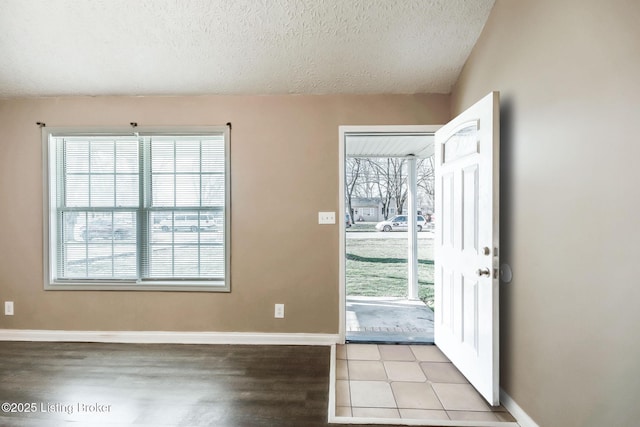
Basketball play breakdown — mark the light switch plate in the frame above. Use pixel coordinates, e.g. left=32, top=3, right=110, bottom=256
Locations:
left=318, top=212, right=335, bottom=224
left=274, top=304, right=285, bottom=318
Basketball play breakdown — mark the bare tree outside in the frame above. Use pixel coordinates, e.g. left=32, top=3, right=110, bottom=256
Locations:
left=345, top=158, right=361, bottom=221
left=345, top=156, right=435, bottom=220
left=368, top=158, right=394, bottom=220
left=355, top=159, right=377, bottom=199
left=417, top=156, right=436, bottom=215
left=390, top=158, right=407, bottom=215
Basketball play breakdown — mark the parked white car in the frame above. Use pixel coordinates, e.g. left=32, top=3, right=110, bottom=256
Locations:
left=158, top=214, right=218, bottom=232
left=375, top=215, right=428, bottom=232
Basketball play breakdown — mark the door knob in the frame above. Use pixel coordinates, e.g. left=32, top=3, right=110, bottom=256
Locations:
left=477, top=268, right=491, bottom=277
left=482, top=247, right=491, bottom=255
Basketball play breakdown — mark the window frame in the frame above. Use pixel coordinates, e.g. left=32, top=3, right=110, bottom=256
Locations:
left=42, top=126, right=231, bottom=292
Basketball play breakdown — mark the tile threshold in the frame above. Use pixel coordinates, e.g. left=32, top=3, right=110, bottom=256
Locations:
left=329, top=344, right=521, bottom=427
left=330, top=414, right=519, bottom=427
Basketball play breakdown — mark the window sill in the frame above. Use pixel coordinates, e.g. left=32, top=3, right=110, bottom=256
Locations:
left=45, top=281, right=229, bottom=292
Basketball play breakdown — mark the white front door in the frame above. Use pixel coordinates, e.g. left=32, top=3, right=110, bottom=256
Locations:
left=434, top=92, right=500, bottom=405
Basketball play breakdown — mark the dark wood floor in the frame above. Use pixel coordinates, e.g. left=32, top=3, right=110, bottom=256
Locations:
left=0, top=342, right=409, bottom=427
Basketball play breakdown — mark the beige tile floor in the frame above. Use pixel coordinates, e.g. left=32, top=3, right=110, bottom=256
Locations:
left=335, top=344, right=517, bottom=423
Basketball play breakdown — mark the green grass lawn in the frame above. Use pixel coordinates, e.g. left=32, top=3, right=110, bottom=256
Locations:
left=346, top=236, right=435, bottom=308
left=347, top=222, right=377, bottom=232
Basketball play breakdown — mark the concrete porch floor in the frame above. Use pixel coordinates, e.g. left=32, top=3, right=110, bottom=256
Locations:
left=346, top=296, right=434, bottom=344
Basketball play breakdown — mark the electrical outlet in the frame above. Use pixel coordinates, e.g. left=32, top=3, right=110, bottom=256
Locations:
left=318, top=212, right=335, bottom=224
left=5, top=301, right=14, bottom=316
left=274, top=303, right=285, bottom=319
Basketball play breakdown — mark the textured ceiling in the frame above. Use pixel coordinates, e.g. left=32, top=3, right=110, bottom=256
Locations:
left=0, top=0, right=494, bottom=97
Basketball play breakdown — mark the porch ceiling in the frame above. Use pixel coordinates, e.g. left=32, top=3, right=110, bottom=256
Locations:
left=345, top=133, right=434, bottom=159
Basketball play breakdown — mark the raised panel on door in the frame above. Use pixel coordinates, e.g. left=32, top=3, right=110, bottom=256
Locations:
left=462, top=164, right=479, bottom=254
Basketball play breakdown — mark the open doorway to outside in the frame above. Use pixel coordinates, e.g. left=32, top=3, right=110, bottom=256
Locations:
left=336, top=94, right=500, bottom=416
left=339, top=127, right=440, bottom=344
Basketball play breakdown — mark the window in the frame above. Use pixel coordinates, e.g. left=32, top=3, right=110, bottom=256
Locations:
left=43, top=127, right=230, bottom=291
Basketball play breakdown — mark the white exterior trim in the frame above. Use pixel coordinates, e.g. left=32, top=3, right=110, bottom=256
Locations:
left=0, top=329, right=339, bottom=346
left=407, top=154, right=418, bottom=300
left=338, top=125, right=441, bottom=343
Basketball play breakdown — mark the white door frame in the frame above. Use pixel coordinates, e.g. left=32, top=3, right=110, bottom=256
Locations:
left=338, top=125, right=441, bottom=343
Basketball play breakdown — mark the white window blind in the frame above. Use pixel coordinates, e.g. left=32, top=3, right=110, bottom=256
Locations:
left=44, top=128, right=229, bottom=291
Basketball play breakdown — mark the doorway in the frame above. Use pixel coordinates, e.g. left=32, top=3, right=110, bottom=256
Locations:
left=337, top=93, right=501, bottom=416
left=339, top=126, right=440, bottom=344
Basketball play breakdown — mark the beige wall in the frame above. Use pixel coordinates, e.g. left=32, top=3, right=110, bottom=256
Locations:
left=0, top=94, right=449, bottom=333
left=452, top=1, right=640, bottom=426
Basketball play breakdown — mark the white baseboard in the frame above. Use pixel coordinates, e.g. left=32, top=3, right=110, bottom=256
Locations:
left=0, top=329, right=340, bottom=346
left=500, top=388, right=540, bottom=427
